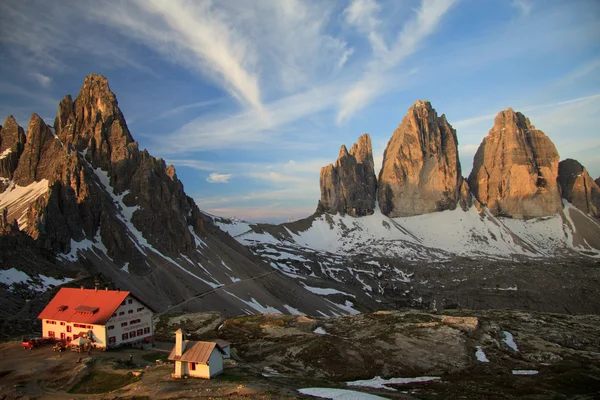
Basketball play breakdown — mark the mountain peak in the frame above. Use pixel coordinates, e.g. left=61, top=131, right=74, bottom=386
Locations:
left=378, top=101, right=464, bottom=216
left=319, top=134, right=377, bottom=216
left=469, top=110, right=561, bottom=218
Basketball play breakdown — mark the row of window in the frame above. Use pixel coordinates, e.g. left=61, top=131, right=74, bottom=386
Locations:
left=112, top=307, right=145, bottom=318
left=107, top=318, right=143, bottom=330
left=73, top=323, right=93, bottom=329
left=121, top=327, right=150, bottom=340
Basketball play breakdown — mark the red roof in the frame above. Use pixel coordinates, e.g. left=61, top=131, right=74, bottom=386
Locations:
left=38, top=288, right=131, bottom=325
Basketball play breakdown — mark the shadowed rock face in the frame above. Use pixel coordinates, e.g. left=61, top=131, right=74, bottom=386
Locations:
left=378, top=100, right=464, bottom=217
left=0, top=116, right=26, bottom=184
left=318, top=133, right=377, bottom=216
left=558, top=159, right=600, bottom=218
left=468, top=108, right=562, bottom=218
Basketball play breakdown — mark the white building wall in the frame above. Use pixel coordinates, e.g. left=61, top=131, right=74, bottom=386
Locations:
left=42, top=320, right=106, bottom=347
left=189, top=349, right=223, bottom=379
left=41, top=294, right=153, bottom=349
left=104, top=295, right=153, bottom=348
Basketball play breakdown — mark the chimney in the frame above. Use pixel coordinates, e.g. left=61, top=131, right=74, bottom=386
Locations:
left=80, top=286, right=84, bottom=290
left=94, top=279, right=99, bottom=291
left=175, top=328, right=185, bottom=357
left=105, top=287, right=108, bottom=291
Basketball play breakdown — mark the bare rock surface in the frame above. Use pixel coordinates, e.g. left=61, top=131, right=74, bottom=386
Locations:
left=318, top=133, right=377, bottom=216
left=378, top=100, right=464, bottom=216
left=0, top=116, right=26, bottom=184
left=558, top=159, right=600, bottom=218
left=468, top=108, right=562, bottom=218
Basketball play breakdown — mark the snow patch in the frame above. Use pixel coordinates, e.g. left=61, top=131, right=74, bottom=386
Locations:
left=283, top=304, right=305, bottom=315
left=301, top=283, right=356, bottom=297
left=503, top=331, right=519, bottom=352
left=0, top=179, right=49, bottom=229
left=512, top=370, right=538, bottom=375
left=313, top=327, right=328, bottom=335
left=223, top=290, right=283, bottom=314
left=298, top=388, right=389, bottom=399
left=347, top=375, right=441, bottom=390
left=0, top=268, right=30, bottom=286
left=475, top=346, right=489, bottom=362
left=0, top=148, right=12, bottom=159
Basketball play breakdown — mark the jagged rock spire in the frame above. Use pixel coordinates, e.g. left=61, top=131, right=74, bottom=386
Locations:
left=558, top=159, right=600, bottom=218
left=0, top=115, right=26, bottom=181
left=378, top=100, right=464, bottom=216
left=468, top=108, right=562, bottom=218
left=318, top=133, right=377, bottom=216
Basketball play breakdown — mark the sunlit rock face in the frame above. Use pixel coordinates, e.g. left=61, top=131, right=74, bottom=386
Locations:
left=468, top=108, right=562, bottom=218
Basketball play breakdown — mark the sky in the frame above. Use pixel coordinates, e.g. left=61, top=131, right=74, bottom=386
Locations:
left=0, top=0, right=599, bottom=222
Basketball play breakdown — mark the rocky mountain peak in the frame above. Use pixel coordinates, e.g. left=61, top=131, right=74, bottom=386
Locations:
left=12, top=113, right=62, bottom=186
left=468, top=109, right=561, bottom=218
left=55, top=73, right=134, bottom=171
left=378, top=100, right=465, bottom=216
left=318, top=133, right=377, bottom=216
left=558, top=159, right=600, bottom=218
left=0, top=115, right=26, bottom=182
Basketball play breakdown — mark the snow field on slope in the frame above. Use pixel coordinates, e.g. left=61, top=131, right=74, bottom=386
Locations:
left=0, top=180, right=49, bottom=229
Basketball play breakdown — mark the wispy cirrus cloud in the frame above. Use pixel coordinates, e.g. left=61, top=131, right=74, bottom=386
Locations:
left=337, top=0, right=458, bottom=123
left=511, top=0, right=532, bottom=17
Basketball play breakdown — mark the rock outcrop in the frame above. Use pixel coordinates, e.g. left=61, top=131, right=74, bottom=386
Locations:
left=0, top=116, right=26, bottom=184
left=12, top=114, right=62, bottom=186
left=318, top=134, right=377, bottom=216
left=468, top=108, right=562, bottom=218
left=378, top=100, right=464, bottom=216
left=558, top=159, right=600, bottom=218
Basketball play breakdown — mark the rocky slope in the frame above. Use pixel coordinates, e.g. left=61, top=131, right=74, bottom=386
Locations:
left=378, top=100, right=466, bottom=216
left=468, top=108, right=562, bottom=218
left=558, top=159, right=600, bottom=218
left=317, top=133, right=377, bottom=216
left=0, top=74, right=351, bottom=325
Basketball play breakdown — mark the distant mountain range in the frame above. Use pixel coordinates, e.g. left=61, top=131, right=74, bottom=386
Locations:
left=1, top=75, right=599, bottom=338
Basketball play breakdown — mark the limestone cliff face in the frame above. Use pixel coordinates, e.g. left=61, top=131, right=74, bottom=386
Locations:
left=558, top=159, right=600, bottom=218
left=0, top=116, right=26, bottom=184
left=1, top=74, right=206, bottom=261
left=378, top=100, right=464, bottom=217
left=318, top=133, right=377, bottom=216
left=468, top=109, right=562, bottom=218
left=12, top=114, right=62, bottom=186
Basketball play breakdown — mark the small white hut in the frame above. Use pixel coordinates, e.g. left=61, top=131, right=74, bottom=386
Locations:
left=168, top=329, right=224, bottom=379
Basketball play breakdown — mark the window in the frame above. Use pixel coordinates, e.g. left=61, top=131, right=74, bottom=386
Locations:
left=46, top=320, right=57, bottom=325
left=137, top=329, right=143, bottom=336
left=108, top=336, right=116, bottom=344
left=121, top=301, right=126, bottom=306
left=128, top=310, right=133, bottom=314
left=130, top=331, right=136, bottom=338
left=143, top=327, right=150, bottom=334
left=122, top=333, right=128, bottom=340
left=108, top=325, right=114, bottom=330
left=137, top=307, right=144, bottom=312
left=60, top=333, right=65, bottom=340
left=60, top=322, right=65, bottom=326
left=190, top=363, right=196, bottom=371
left=66, top=326, right=72, bottom=333
left=119, top=311, right=124, bottom=316
left=121, top=322, right=127, bottom=327
left=128, top=299, right=132, bottom=304
left=113, top=313, right=117, bottom=317
left=48, top=331, right=55, bottom=338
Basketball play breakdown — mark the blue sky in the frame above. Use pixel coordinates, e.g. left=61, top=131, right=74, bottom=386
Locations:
left=0, top=0, right=598, bottom=222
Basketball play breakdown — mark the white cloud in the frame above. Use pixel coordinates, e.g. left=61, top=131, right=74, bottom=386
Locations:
left=30, top=72, right=52, bottom=88
left=337, top=0, right=458, bottom=123
left=206, top=173, right=232, bottom=183
left=344, top=0, right=381, bottom=33
left=511, top=0, right=532, bottom=17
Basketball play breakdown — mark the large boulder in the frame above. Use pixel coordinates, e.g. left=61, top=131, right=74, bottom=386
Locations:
left=558, top=159, right=600, bottom=218
left=318, top=133, right=377, bottom=216
left=468, top=108, right=562, bottom=218
left=378, top=100, right=464, bottom=216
